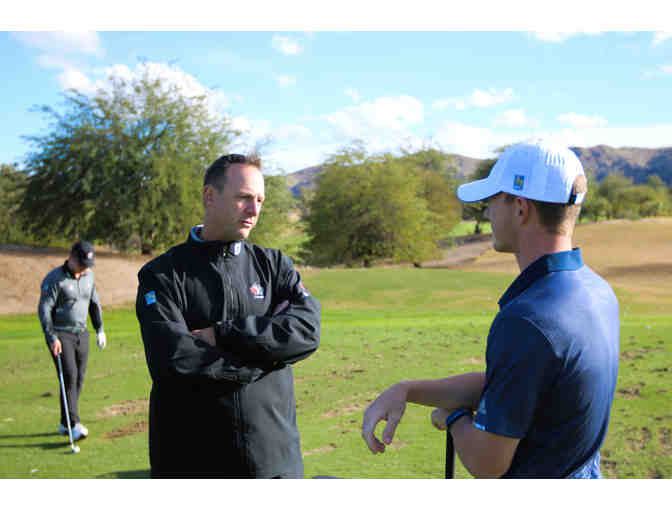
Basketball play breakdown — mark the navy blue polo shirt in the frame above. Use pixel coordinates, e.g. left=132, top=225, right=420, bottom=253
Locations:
left=472, top=248, right=620, bottom=478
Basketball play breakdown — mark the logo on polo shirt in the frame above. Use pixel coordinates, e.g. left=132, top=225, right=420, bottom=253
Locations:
left=513, top=175, right=525, bottom=191
left=250, top=283, right=265, bottom=300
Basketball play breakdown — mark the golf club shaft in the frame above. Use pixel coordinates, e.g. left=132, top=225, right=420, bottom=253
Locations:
left=56, top=353, right=76, bottom=448
left=445, top=432, right=455, bottom=479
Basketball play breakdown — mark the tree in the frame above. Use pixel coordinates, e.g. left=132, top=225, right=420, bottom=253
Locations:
left=306, top=144, right=460, bottom=267
left=249, top=174, right=295, bottom=246
left=0, top=164, right=30, bottom=244
left=461, top=158, right=496, bottom=234
left=18, top=67, right=239, bottom=254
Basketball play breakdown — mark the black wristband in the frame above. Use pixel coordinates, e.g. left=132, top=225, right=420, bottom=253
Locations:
left=445, top=409, right=471, bottom=431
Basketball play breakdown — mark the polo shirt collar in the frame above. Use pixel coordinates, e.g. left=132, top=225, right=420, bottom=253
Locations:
left=498, top=248, right=584, bottom=308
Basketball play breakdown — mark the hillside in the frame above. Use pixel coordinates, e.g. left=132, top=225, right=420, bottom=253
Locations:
left=3, top=217, right=671, bottom=316
left=286, top=145, right=672, bottom=197
left=572, top=145, right=672, bottom=185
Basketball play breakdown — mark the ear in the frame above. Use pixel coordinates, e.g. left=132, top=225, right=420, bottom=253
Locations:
left=514, top=196, right=531, bottom=225
left=203, top=185, right=214, bottom=207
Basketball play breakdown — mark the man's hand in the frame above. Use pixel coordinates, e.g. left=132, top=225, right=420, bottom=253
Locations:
left=96, top=332, right=107, bottom=350
left=431, top=408, right=456, bottom=431
left=361, top=383, right=408, bottom=454
left=272, top=300, right=289, bottom=316
left=192, top=327, right=216, bottom=346
left=51, top=339, right=62, bottom=357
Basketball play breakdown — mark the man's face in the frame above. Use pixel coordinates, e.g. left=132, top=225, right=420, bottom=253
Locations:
left=204, top=163, right=265, bottom=242
left=484, top=192, right=517, bottom=253
left=68, top=255, right=91, bottom=277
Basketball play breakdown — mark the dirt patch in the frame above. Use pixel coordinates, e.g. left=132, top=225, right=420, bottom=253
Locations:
left=659, top=428, right=671, bottom=456
left=422, top=240, right=493, bottom=269
left=620, top=350, right=645, bottom=361
left=303, top=444, right=337, bottom=456
left=103, top=421, right=148, bottom=439
left=460, top=356, right=485, bottom=365
left=625, top=426, right=652, bottom=452
left=322, top=402, right=368, bottom=418
left=97, top=399, right=148, bottom=418
left=0, top=244, right=152, bottom=316
left=385, top=440, right=408, bottom=451
left=617, top=383, right=645, bottom=399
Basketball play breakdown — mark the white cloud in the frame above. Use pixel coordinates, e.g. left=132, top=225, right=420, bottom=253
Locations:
left=493, top=109, right=536, bottom=128
left=271, top=35, right=303, bottom=56
left=11, top=31, right=104, bottom=57
left=531, top=31, right=602, bottom=43
left=653, top=32, right=672, bottom=46
left=433, top=122, right=519, bottom=158
left=57, top=68, right=96, bottom=94
left=344, top=88, right=361, bottom=102
left=530, top=125, right=672, bottom=150
left=274, top=123, right=313, bottom=140
left=557, top=113, right=608, bottom=128
left=470, top=88, right=515, bottom=108
left=433, top=98, right=467, bottom=111
left=274, top=74, right=297, bottom=87
left=324, top=95, right=424, bottom=138
left=434, top=88, right=514, bottom=111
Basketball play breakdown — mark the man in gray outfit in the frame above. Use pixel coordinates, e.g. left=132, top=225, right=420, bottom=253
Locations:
left=38, top=240, right=107, bottom=440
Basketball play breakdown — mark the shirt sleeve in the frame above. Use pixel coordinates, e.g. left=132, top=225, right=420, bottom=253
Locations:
left=88, top=280, right=104, bottom=333
left=37, top=277, right=59, bottom=346
left=473, top=315, right=558, bottom=438
left=215, top=252, right=321, bottom=366
left=136, top=265, right=271, bottom=385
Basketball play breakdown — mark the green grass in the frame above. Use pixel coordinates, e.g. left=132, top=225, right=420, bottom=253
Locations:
left=448, top=220, right=492, bottom=237
left=1, top=268, right=670, bottom=478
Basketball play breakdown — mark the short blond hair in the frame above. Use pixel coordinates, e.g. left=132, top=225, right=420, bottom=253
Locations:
left=530, top=175, right=587, bottom=235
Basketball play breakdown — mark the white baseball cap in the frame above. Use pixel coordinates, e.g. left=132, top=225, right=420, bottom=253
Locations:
left=457, top=139, right=586, bottom=204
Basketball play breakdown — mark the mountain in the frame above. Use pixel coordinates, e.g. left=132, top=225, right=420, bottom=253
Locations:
left=570, top=145, right=672, bottom=185
left=285, top=146, right=672, bottom=197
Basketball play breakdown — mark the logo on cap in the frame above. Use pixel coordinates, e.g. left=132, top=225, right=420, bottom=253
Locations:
left=513, top=175, right=525, bottom=191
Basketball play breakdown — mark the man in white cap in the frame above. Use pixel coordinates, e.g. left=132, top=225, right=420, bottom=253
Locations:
left=362, top=139, right=620, bottom=478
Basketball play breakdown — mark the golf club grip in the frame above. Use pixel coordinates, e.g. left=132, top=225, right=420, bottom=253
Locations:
left=445, top=432, right=455, bottom=479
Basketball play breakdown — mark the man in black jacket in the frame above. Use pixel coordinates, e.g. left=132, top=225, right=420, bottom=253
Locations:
left=136, top=153, right=321, bottom=478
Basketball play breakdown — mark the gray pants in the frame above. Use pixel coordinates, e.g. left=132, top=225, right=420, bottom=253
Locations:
left=51, top=330, right=89, bottom=426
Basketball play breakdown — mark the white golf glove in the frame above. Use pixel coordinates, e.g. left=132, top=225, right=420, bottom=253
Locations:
left=97, top=331, right=107, bottom=350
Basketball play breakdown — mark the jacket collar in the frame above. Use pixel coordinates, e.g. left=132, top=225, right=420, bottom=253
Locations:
left=187, top=225, right=243, bottom=257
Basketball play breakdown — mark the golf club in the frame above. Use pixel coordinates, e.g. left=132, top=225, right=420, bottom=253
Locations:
left=445, top=432, right=454, bottom=479
left=56, top=353, right=80, bottom=454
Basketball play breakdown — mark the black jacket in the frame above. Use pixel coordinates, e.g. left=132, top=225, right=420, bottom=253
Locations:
left=135, top=227, right=320, bottom=478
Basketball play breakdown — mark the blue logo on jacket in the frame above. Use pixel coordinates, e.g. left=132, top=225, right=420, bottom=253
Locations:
left=145, top=291, right=157, bottom=305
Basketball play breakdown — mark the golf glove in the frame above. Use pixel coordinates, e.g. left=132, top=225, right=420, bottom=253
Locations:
left=97, top=331, right=107, bottom=350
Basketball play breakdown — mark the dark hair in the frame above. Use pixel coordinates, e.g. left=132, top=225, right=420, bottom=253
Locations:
left=526, top=175, right=588, bottom=235
left=203, top=153, right=262, bottom=190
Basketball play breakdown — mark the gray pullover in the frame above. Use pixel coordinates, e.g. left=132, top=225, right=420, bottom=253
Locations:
left=38, top=262, right=104, bottom=346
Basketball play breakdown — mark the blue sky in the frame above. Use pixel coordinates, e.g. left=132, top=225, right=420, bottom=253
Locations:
left=2, top=3, right=672, bottom=173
